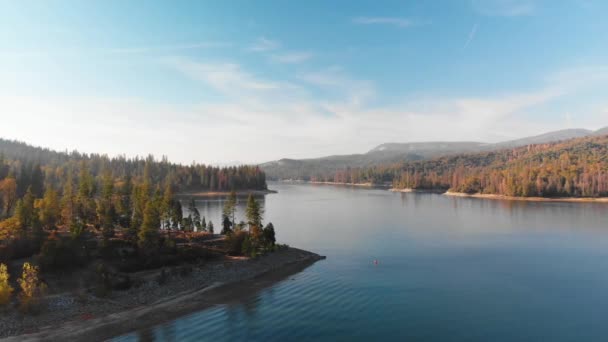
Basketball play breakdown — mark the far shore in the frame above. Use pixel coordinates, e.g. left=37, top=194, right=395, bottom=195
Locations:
left=310, top=181, right=375, bottom=187
left=1, top=248, right=324, bottom=341
left=176, top=189, right=278, bottom=197
left=389, top=188, right=446, bottom=194
left=274, top=179, right=391, bottom=188
left=444, top=191, right=608, bottom=203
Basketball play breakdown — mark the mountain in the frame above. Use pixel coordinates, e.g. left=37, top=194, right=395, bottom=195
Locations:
left=261, top=128, right=605, bottom=181
left=592, top=126, right=608, bottom=136
left=390, top=134, right=608, bottom=197
left=492, top=128, right=592, bottom=148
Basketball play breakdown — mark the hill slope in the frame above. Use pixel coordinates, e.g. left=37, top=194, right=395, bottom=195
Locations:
left=348, top=134, right=608, bottom=198
left=261, top=128, right=603, bottom=181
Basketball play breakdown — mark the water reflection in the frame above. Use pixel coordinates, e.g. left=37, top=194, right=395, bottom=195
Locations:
left=116, top=183, right=608, bottom=342
left=179, top=194, right=267, bottom=228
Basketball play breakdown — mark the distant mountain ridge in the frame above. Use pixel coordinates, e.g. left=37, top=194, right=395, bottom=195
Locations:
left=261, top=127, right=608, bottom=180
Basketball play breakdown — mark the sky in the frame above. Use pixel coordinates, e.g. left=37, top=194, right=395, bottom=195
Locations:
left=1, top=0, right=608, bottom=164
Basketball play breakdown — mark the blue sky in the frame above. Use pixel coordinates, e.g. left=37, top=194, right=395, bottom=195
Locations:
left=1, top=0, right=607, bottom=164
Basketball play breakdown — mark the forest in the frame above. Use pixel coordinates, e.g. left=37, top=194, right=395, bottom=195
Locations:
left=0, top=139, right=276, bottom=312
left=316, top=135, right=608, bottom=198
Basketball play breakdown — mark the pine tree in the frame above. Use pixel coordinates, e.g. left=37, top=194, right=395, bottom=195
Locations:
left=130, top=184, right=146, bottom=237
left=160, top=182, right=173, bottom=229
left=171, top=200, right=182, bottom=230
left=39, top=188, right=60, bottom=230
left=263, top=222, right=276, bottom=247
left=116, top=173, right=133, bottom=228
left=208, top=220, right=214, bottom=234
left=138, top=201, right=160, bottom=253
left=15, top=187, right=36, bottom=239
left=187, top=198, right=201, bottom=231
left=98, top=169, right=116, bottom=237
left=60, top=168, right=75, bottom=227
left=0, top=177, right=17, bottom=217
left=223, top=191, right=237, bottom=226
left=76, top=161, right=96, bottom=225
left=221, top=215, right=233, bottom=235
left=245, top=194, right=263, bottom=231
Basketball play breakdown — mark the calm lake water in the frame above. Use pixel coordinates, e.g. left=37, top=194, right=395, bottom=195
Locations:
left=116, top=182, right=608, bottom=341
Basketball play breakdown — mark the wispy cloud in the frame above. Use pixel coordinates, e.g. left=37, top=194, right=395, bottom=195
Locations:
left=271, top=52, right=313, bottom=64
left=471, top=0, right=535, bottom=17
left=352, top=17, right=416, bottom=28
left=248, top=37, right=280, bottom=52
left=104, top=42, right=232, bottom=54
left=168, top=58, right=283, bottom=94
left=464, top=23, right=479, bottom=48
left=0, top=42, right=231, bottom=58
left=4, top=54, right=608, bottom=163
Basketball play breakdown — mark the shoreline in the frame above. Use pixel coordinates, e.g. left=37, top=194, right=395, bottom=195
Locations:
left=444, top=191, right=608, bottom=203
left=388, top=188, right=446, bottom=194
left=1, top=248, right=325, bottom=341
left=310, top=181, right=375, bottom=187
left=176, top=189, right=278, bottom=197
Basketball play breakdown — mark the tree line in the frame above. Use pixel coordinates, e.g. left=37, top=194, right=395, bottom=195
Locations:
left=316, top=135, right=608, bottom=198
left=0, top=139, right=268, bottom=259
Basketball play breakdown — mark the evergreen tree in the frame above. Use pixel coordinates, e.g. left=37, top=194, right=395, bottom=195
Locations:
left=245, top=194, right=263, bottom=231
left=60, top=168, right=75, bottom=227
left=171, top=200, right=182, bottom=230
left=187, top=198, right=201, bottom=231
left=208, top=220, right=214, bottom=234
left=39, top=188, right=60, bottom=230
left=130, top=184, right=146, bottom=237
left=263, top=222, right=276, bottom=247
left=76, top=161, right=96, bottom=225
left=160, top=182, right=173, bottom=229
left=221, top=215, right=233, bottom=235
left=15, top=187, right=36, bottom=239
left=116, top=173, right=133, bottom=228
left=223, top=191, right=237, bottom=226
left=98, top=169, right=116, bottom=237
left=138, top=201, right=160, bottom=252
left=0, top=177, right=17, bottom=217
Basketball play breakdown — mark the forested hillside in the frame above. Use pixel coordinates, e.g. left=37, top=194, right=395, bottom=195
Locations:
left=0, top=138, right=267, bottom=240
left=0, top=138, right=267, bottom=197
left=318, top=135, right=608, bottom=198
left=261, top=128, right=605, bottom=181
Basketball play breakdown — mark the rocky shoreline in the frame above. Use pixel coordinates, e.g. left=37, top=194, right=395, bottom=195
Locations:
left=1, top=247, right=325, bottom=341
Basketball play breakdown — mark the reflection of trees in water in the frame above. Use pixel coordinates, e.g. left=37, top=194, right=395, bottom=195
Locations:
left=242, top=294, right=262, bottom=318
left=399, top=193, right=408, bottom=206
left=136, top=328, right=155, bottom=342
left=157, top=324, right=176, bottom=342
left=181, top=195, right=267, bottom=227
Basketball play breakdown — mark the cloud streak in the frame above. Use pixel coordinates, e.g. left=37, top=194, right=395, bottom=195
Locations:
left=471, top=0, right=535, bottom=17
left=464, top=23, right=479, bottom=48
left=248, top=37, right=280, bottom=52
left=353, top=17, right=416, bottom=28
left=271, top=52, right=313, bottom=64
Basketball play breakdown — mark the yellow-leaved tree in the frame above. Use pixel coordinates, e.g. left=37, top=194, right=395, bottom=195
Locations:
left=18, top=262, right=46, bottom=312
left=0, top=263, right=13, bottom=306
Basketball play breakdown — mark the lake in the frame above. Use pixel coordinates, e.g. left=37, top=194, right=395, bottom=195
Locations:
left=116, top=182, right=608, bottom=341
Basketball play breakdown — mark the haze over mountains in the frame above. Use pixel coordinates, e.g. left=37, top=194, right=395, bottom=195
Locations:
left=261, top=127, right=608, bottom=181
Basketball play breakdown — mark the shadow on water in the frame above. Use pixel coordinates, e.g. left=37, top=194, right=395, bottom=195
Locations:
left=118, top=183, right=608, bottom=341
left=115, top=258, right=318, bottom=342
